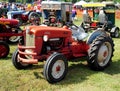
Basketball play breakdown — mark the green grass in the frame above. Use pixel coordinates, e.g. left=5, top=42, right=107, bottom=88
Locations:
left=0, top=19, right=120, bottom=91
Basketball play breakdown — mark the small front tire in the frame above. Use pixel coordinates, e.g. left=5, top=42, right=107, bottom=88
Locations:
left=12, top=48, right=32, bottom=69
left=43, top=53, right=68, bottom=83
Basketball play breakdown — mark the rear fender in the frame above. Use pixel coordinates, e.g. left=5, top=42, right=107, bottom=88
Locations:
left=87, top=30, right=106, bottom=44
left=23, top=11, right=29, bottom=15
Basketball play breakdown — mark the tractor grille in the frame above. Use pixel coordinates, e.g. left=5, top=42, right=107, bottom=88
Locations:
left=26, top=33, right=35, bottom=46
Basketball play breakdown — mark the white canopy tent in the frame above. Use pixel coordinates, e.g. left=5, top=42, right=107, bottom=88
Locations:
left=74, top=0, right=87, bottom=6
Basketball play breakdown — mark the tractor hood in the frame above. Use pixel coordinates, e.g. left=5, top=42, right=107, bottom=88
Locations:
left=26, top=26, right=72, bottom=38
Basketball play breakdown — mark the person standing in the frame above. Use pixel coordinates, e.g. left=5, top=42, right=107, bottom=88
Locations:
left=72, top=6, right=77, bottom=21
left=82, top=9, right=91, bottom=23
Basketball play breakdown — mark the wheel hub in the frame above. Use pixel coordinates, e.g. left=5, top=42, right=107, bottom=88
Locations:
left=52, top=60, right=65, bottom=79
left=103, top=51, right=108, bottom=58
left=98, top=43, right=109, bottom=65
left=97, top=42, right=112, bottom=66
left=56, top=65, right=61, bottom=72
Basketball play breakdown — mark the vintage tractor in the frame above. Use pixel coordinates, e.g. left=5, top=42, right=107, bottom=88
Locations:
left=0, top=18, right=23, bottom=58
left=7, top=10, right=41, bottom=26
left=81, top=1, right=120, bottom=38
left=41, top=1, right=72, bottom=27
left=12, top=22, right=114, bottom=83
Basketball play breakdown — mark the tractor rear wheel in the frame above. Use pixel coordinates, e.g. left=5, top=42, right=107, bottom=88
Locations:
left=88, top=35, right=114, bottom=70
left=43, top=53, right=68, bottom=83
left=28, top=12, right=40, bottom=25
left=0, top=41, right=9, bottom=58
left=12, top=48, right=32, bottom=69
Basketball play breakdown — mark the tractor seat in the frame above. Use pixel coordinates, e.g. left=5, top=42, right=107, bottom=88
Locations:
left=72, top=32, right=88, bottom=41
left=71, top=26, right=88, bottom=41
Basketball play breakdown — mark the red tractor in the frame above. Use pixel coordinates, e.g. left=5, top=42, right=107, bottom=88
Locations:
left=0, top=18, right=23, bottom=58
left=12, top=23, right=114, bottom=83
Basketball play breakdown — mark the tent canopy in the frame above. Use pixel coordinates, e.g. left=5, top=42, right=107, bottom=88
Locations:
left=74, top=0, right=87, bottom=6
left=82, top=3, right=106, bottom=7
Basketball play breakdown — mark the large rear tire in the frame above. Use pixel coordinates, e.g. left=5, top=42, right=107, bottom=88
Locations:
left=28, top=12, right=40, bottom=25
left=88, top=35, right=114, bottom=70
left=43, top=53, right=68, bottom=83
left=0, top=41, right=9, bottom=58
left=12, top=48, right=32, bottom=69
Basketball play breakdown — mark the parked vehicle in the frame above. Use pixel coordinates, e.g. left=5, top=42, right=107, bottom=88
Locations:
left=7, top=10, right=41, bottom=26
left=41, top=1, right=72, bottom=27
left=0, top=18, right=23, bottom=58
left=81, top=1, right=120, bottom=38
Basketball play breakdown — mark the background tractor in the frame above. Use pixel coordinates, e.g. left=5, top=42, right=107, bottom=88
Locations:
left=41, top=1, right=72, bottom=27
left=0, top=18, right=23, bottom=58
left=7, top=10, right=41, bottom=26
left=81, top=1, right=120, bottom=38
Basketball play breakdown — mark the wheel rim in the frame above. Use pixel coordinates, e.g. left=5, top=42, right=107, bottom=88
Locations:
left=0, top=45, right=8, bottom=57
left=9, top=30, right=22, bottom=43
left=9, top=36, right=21, bottom=42
left=30, top=14, right=39, bottom=24
left=52, top=60, right=65, bottom=79
left=30, top=14, right=38, bottom=20
left=97, top=42, right=112, bottom=66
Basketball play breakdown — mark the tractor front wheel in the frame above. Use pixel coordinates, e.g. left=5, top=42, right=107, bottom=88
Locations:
left=43, top=53, right=68, bottom=83
left=0, top=41, right=9, bottom=58
left=88, top=35, right=114, bottom=70
left=12, top=48, right=32, bottom=69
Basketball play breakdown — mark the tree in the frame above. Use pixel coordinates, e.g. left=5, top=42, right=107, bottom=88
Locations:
left=9, top=0, right=16, bottom=2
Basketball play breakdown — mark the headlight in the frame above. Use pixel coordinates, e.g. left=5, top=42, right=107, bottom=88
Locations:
left=43, top=35, right=48, bottom=42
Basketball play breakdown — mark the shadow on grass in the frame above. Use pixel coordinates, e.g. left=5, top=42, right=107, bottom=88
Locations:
left=19, top=57, right=120, bottom=85
left=0, top=56, right=12, bottom=60
left=103, top=59, right=120, bottom=75
left=28, top=64, right=45, bottom=79
left=58, top=59, right=120, bottom=85
left=57, top=61, right=96, bottom=85
left=4, top=55, right=119, bottom=85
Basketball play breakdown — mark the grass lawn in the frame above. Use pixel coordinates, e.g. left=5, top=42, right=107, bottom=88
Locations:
left=0, top=18, right=120, bottom=91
